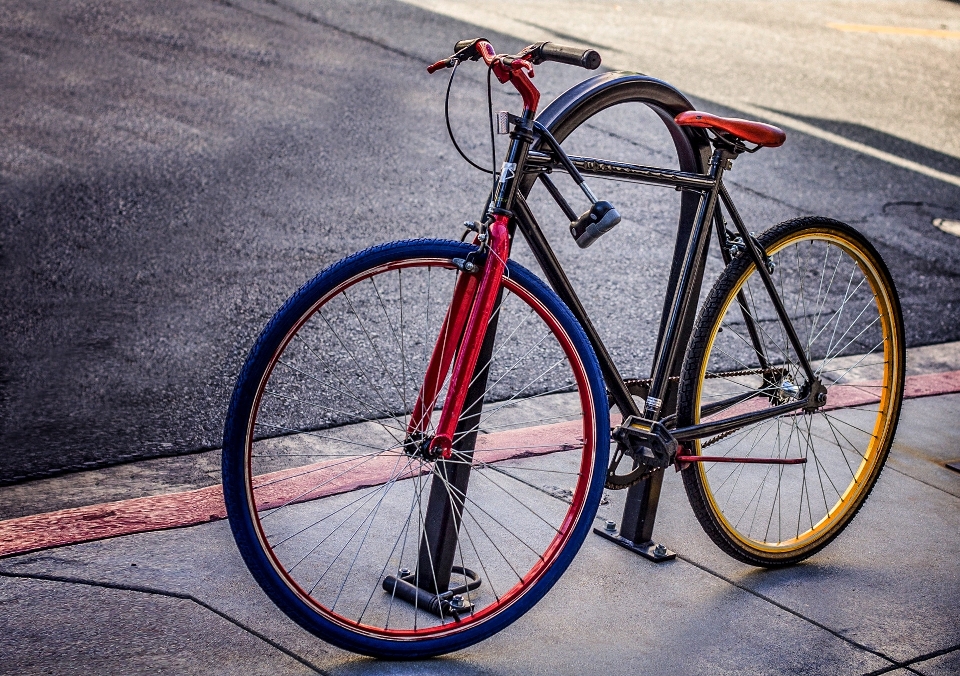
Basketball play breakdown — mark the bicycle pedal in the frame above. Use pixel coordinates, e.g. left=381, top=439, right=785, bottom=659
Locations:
left=612, top=416, right=677, bottom=468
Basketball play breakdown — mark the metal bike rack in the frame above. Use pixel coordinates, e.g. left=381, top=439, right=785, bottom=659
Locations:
left=594, top=471, right=676, bottom=562
left=591, top=161, right=708, bottom=564
left=541, top=74, right=713, bottom=564
left=388, top=74, right=712, bottom=607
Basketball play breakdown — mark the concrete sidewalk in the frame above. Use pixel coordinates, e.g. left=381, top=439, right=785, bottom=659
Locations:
left=1, top=349, right=959, bottom=675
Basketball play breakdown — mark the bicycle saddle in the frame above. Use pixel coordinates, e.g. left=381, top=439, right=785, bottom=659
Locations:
left=675, top=111, right=786, bottom=148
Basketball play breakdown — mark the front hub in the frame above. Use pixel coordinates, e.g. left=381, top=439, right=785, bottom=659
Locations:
left=404, top=432, right=441, bottom=461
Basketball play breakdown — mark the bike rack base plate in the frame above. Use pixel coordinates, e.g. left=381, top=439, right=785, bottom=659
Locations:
left=592, top=527, right=677, bottom=562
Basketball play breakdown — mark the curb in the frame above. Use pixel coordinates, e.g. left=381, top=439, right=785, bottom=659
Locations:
left=3, top=369, right=959, bottom=559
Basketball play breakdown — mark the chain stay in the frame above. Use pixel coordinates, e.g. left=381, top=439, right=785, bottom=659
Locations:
left=605, top=368, right=766, bottom=488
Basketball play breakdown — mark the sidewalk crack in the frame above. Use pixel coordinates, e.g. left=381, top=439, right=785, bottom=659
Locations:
left=676, top=554, right=900, bottom=671
left=0, top=570, right=331, bottom=675
left=862, top=643, right=960, bottom=676
left=884, top=461, right=960, bottom=500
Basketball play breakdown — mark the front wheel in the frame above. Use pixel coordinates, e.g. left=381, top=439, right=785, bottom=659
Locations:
left=222, top=239, right=609, bottom=658
left=677, top=218, right=905, bottom=566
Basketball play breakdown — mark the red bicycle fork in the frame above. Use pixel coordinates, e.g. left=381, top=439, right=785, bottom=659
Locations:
left=406, top=215, right=512, bottom=458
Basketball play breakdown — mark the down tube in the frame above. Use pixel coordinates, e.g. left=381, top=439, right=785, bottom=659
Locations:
left=513, top=196, right=640, bottom=419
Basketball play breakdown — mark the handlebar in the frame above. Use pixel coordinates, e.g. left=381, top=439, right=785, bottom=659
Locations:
left=429, top=39, right=602, bottom=74
left=427, top=39, right=602, bottom=112
left=527, top=42, right=601, bottom=70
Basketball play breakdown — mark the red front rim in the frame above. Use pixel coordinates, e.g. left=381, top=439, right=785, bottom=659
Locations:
left=243, top=258, right=598, bottom=640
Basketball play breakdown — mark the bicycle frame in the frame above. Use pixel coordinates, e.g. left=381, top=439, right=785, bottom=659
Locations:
left=407, top=45, right=825, bottom=587
left=414, top=102, right=818, bottom=442
left=220, top=39, right=905, bottom=650
left=526, top=155, right=822, bottom=443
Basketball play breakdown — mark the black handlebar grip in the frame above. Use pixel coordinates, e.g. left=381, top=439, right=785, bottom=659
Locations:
left=454, top=38, right=488, bottom=56
left=538, top=42, right=601, bottom=69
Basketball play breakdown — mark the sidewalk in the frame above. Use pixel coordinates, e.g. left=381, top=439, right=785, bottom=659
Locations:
left=1, top=346, right=958, bottom=675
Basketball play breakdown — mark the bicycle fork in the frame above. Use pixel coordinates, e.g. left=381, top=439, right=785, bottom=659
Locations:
left=405, top=215, right=511, bottom=457
left=390, top=215, right=511, bottom=603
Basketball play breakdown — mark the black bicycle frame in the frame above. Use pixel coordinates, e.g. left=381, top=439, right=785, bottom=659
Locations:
left=414, top=71, right=821, bottom=596
left=517, top=136, right=819, bottom=438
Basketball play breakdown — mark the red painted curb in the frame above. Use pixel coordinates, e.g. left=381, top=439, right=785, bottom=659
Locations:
left=0, top=484, right=227, bottom=559
left=2, top=369, right=958, bottom=558
left=0, top=418, right=583, bottom=558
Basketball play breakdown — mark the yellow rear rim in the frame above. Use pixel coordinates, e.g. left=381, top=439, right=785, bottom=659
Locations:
left=694, top=227, right=902, bottom=555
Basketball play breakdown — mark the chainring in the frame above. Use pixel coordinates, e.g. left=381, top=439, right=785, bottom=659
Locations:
left=604, top=369, right=767, bottom=488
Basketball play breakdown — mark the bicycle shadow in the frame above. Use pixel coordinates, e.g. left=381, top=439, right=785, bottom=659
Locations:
left=326, top=655, right=504, bottom=676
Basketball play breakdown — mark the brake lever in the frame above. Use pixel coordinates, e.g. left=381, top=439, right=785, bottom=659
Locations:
left=428, top=50, right=533, bottom=77
left=427, top=40, right=487, bottom=73
left=515, top=42, right=547, bottom=65
left=498, top=56, right=535, bottom=76
left=427, top=57, right=454, bottom=73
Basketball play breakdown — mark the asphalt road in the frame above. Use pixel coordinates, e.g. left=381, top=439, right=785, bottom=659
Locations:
left=406, top=0, right=960, bottom=161
left=2, top=0, right=959, bottom=482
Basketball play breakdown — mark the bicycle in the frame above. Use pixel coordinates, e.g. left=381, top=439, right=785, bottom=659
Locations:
left=221, top=39, right=905, bottom=659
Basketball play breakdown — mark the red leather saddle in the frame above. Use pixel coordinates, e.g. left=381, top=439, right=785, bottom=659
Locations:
left=675, top=111, right=786, bottom=148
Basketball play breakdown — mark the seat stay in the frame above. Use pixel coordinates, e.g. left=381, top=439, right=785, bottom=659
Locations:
left=718, top=181, right=817, bottom=383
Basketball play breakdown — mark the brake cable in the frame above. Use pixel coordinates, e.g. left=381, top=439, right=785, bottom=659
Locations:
left=486, top=62, right=498, bottom=199
left=444, top=60, right=493, bottom=174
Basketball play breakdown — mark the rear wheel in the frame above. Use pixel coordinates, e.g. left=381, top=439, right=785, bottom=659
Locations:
left=222, top=239, right=609, bottom=657
left=677, top=218, right=905, bottom=566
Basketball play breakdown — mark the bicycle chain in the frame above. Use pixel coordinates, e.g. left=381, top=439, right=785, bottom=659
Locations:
left=618, top=367, right=765, bottom=391
left=605, top=368, right=766, bottom=488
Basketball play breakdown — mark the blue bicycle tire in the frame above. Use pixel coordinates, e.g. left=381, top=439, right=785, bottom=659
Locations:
left=222, top=239, right=609, bottom=658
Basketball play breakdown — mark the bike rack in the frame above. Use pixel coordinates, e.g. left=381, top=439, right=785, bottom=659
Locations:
left=589, top=131, right=706, bottom=564
left=593, top=470, right=676, bottom=562
left=384, top=74, right=713, bottom=604
left=524, top=73, right=713, bottom=565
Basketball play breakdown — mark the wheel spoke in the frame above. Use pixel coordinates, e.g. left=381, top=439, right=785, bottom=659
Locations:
left=681, top=222, right=902, bottom=564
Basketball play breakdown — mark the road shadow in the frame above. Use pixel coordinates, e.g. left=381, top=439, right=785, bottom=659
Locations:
left=760, top=108, right=960, bottom=179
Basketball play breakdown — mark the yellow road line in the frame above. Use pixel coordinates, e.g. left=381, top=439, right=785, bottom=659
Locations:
left=933, top=219, right=960, bottom=237
left=828, top=23, right=960, bottom=39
